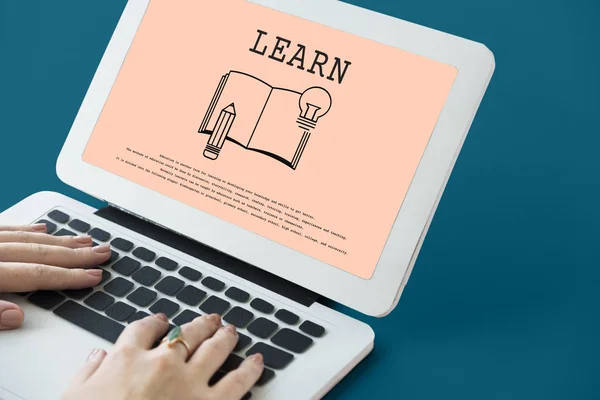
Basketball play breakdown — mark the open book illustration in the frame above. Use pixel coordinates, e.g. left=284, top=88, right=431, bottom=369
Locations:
left=198, top=71, right=332, bottom=170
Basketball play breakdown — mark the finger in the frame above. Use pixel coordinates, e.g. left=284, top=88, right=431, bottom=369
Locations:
left=0, top=263, right=103, bottom=292
left=211, top=354, right=264, bottom=400
left=0, top=232, right=93, bottom=249
left=0, top=224, right=47, bottom=233
left=0, top=300, right=24, bottom=330
left=157, top=314, right=221, bottom=360
left=116, top=313, right=170, bottom=349
left=190, top=323, right=239, bottom=379
left=0, top=243, right=111, bottom=268
left=69, top=348, right=107, bottom=386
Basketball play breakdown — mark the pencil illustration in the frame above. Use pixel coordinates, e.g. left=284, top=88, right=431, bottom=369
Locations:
left=203, top=103, right=236, bottom=160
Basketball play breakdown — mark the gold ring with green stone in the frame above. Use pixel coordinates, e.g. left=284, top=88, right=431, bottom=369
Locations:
left=160, top=326, right=191, bottom=358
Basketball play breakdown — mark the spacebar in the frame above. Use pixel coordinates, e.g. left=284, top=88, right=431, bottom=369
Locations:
left=54, top=300, right=125, bottom=343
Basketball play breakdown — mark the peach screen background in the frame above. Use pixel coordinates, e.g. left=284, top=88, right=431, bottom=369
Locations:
left=83, top=0, right=457, bottom=279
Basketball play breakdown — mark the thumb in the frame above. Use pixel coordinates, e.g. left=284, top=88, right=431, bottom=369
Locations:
left=0, top=300, right=24, bottom=330
left=70, top=348, right=107, bottom=386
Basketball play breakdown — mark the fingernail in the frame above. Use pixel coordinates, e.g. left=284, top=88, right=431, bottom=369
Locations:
left=250, top=353, right=263, bottom=365
left=92, top=244, right=111, bottom=253
left=87, top=269, right=103, bottom=277
left=74, top=235, right=92, bottom=244
left=224, top=324, right=237, bottom=335
left=207, top=314, right=221, bottom=324
left=0, top=309, right=24, bottom=329
left=154, top=313, right=168, bottom=322
left=31, top=223, right=47, bottom=232
left=87, top=348, right=105, bottom=362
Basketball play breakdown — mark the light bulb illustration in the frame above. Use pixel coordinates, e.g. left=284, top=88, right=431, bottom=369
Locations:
left=297, top=87, right=332, bottom=128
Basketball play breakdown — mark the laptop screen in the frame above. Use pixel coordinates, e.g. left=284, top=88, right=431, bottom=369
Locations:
left=83, top=0, right=457, bottom=279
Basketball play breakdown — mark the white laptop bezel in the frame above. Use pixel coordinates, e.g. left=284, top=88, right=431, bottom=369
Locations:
left=57, top=0, right=494, bottom=317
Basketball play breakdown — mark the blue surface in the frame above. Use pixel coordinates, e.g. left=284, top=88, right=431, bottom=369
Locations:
left=1, top=1, right=599, bottom=399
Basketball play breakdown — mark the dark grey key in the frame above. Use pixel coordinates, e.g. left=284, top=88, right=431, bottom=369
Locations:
left=202, top=276, right=225, bottom=291
left=55, top=301, right=124, bottom=343
left=105, top=301, right=136, bottom=322
left=176, top=286, right=207, bottom=306
left=128, top=311, right=150, bottom=324
left=246, top=343, right=294, bottom=370
left=111, top=237, right=134, bottom=252
left=199, top=296, right=230, bottom=315
left=29, top=291, right=65, bottom=310
left=84, top=292, right=115, bottom=311
left=299, top=320, right=325, bottom=338
left=247, top=317, right=278, bottom=339
left=172, top=310, right=201, bottom=325
left=250, top=298, right=274, bottom=314
left=255, top=368, right=276, bottom=386
left=155, top=257, right=178, bottom=271
left=225, top=287, right=250, bottom=303
left=63, top=287, right=93, bottom=300
left=149, top=298, right=179, bottom=318
left=99, top=270, right=112, bottom=285
left=207, top=370, right=253, bottom=400
left=36, top=219, right=57, bottom=234
left=111, top=256, right=140, bottom=276
left=127, top=287, right=157, bottom=307
left=275, top=309, right=299, bottom=325
left=48, top=210, right=69, bottom=223
left=217, top=353, right=274, bottom=387
left=68, top=219, right=90, bottom=233
left=55, top=228, right=76, bottom=237
left=235, top=332, right=252, bottom=352
left=104, top=277, right=134, bottom=297
left=155, top=276, right=184, bottom=296
left=100, top=250, right=119, bottom=267
left=132, top=247, right=156, bottom=262
left=89, top=228, right=111, bottom=242
left=178, top=266, right=202, bottom=281
left=224, top=307, right=254, bottom=328
left=271, top=328, right=313, bottom=353
left=132, top=266, right=161, bottom=286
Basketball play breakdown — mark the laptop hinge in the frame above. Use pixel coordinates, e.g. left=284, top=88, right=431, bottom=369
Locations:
left=95, top=205, right=319, bottom=307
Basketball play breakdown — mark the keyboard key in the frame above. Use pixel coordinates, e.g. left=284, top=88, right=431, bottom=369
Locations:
left=55, top=300, right=124, bottom=343
left=85, top=292, right=115, bottom=311
left=127, top=287, right=157, bottom=307
left=176, top=286, right=207, bottom=306
left=112, top=256, right=141, bottom=276
left=132, top=247, right=156, bottom=262
left=199, top=296, right=230, bottom=315
left=149, top=298, right=179, bottom=318
left=250, top=298, right=274, bottom=314
left=202, top=276, right=225, bottom=291
left=299, top=320, right=325, bottom=338
left=55, top=228, right=76, bottom=237
left=36, top=219, right=57, bottom=234
left=225, top=287, right=250, bottom=303
left=207, top=369, right=253, bottom=400
left=155, top=276, right=185, bottom=296
left=128, top=311, right=150, bottom=324
left=99, top=270, right=112, bottom=285
left=256, top=368, right=276, bottom=386
left=271, top=328, right=313, bottom=353
left=275, top=309, right=299, bottom=325
left=224, top=307, right=254, bottom=328
left=63, top=287, right=93, bottom=300
left=48, top=210, right=69, bottom=223
left=155, top=257, right=178, bottom=271
left=132, top=266, right=161, bottom=286
left=246, top=343, right=293, bottom=370
left=104, top=277, right=134, bottom=297
left=172, top=310, right=201, bottom=325
left=111, top=237, right=134, bottom=252
left=178, top=266, right=202, bottom=281
left=29, top=291, right=65, bottom=310
left=89, top=228, right=111, bottom=242
left=235, top=332, right=252, bottom=352
left=247, top=318, right=278, bottom=339
left=105, top=301, right=136, bottom=322
left=68, top=219, right=90, bottom=233
left=100, top=250, right=120, bottom=267
left=218, top=352, right=274, bottom=386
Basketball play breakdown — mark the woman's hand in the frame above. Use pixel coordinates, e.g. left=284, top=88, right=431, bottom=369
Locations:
left=0, top=224, right=111, bottom=330
left=64, top=313, right=264, bottom=400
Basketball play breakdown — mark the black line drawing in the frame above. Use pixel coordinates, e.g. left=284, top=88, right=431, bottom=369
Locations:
left=198, top=71, right=332, bottom=170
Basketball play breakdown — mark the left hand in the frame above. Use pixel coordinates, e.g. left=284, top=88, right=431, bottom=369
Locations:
left=0, top=224, right=112, bottom=330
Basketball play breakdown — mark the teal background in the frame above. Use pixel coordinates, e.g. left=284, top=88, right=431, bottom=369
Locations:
left=1, top=0, right=599, bottom=399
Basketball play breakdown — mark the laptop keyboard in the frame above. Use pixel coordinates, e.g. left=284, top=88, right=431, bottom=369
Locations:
left=25, top=209, right=327, bottom=398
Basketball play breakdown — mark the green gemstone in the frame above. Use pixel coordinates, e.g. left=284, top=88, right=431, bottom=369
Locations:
left=167, top=326, right=181, bottom=342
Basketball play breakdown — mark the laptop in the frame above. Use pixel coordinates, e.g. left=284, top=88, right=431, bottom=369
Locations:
left=0, top=0, right=494, bottom=399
